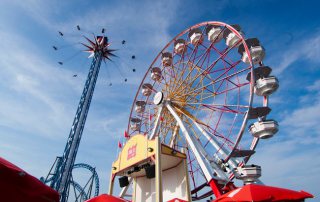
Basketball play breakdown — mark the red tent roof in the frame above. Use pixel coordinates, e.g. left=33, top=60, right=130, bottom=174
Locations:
left=0, top=157, right=59, bottom=202
left=167, top=198, right=188, bottom=202
left=85, top=194, right=130, bottom=202
left=214, top=184, right=313, bottom=202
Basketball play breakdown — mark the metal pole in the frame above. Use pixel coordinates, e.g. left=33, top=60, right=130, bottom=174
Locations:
left=119, top=177, right=132, bottom=198
left=108, top=170, right=114, bottom=195
left=155, top=136, right=163, bottom=202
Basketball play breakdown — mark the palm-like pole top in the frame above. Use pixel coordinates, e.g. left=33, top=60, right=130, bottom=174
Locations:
left=82, top=36, right=116, bottom=61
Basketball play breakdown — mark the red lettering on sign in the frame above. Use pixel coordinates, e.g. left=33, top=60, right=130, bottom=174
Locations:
left=127, top=144, right=137, bottom=160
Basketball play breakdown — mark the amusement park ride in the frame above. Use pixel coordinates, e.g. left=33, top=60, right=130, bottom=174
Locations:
left=93, top=21, right=313, bottom=202
left=42, top=28, right=116, bottom=202
left=41, top=21, right=314, bottom=202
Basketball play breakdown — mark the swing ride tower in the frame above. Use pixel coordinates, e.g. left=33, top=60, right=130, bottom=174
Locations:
left=47, top=35, right=115, bottom=202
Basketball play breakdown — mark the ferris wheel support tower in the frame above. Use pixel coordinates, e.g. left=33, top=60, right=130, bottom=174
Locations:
left=47, top=36, right=115, bottom=202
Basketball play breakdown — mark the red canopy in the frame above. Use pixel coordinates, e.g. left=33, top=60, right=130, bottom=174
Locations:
left=167, top=198, right=188, bottom=202
left=85, top=194, right=129, bottom=202
left=0, top=157, right=59, bottom=202
left=214, top=184, right=313, bottom=202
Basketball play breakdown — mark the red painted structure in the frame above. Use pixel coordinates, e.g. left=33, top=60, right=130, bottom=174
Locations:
left=86, top=194, right=129, bottom=202
left=214, top=184, right=313, bottom=202
left=167, top=198, right=188, bottom=202
left=0, top=157, right=59, bottom=202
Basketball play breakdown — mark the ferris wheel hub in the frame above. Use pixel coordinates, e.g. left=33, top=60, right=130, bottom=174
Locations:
left=153, top=92, right=164, bottom=105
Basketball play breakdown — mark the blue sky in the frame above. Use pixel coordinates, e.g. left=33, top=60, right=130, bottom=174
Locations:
left=0, top=0, right=319, bottom=201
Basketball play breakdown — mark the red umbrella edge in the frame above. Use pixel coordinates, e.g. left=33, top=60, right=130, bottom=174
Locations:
left=0, top=157, right=59, bottom=202
left=214, top=184, right=314, bottom=202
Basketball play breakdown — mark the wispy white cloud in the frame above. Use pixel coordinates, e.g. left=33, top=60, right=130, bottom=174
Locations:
left=0, top=30, right=81, bottom=139
left=251, top=139, right=320, bottom=197
left=273, top=30, right=320, bottom=75
left=0, top=0, right=183, bottom=195
left=280, top=79, right=320, bottom=144
left=10, top=0, right=180, bottom=51
left=307, top=79, right=320, bottom=91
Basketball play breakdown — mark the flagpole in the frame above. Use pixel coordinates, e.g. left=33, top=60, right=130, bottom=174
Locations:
left=148, top=109, right=151, bottom=136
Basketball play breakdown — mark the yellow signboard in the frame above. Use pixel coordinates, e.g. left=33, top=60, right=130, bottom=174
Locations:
left=112, top=134, right=155, bottom=174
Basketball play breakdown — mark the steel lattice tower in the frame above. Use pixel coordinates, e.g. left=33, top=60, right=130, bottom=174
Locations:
left=45, top=36, right=115, bottom=202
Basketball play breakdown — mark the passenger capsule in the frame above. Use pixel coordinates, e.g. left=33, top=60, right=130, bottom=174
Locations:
left=142, top=83, right=153, bottom=96
left=161, top=52, right=173, bottom=67
left=255, top=76, right=279, bottom=96
left=226, top=32, right=244, bottom=47
left=235, top=164, right=261, bottom=184
left=135, top=101, right=146, bottom=113
left=174, top=39, right=186, bottom=54
left=151, top=67, right=162, bottom=81
left=206, top=25, right=223, bottom=43
left=223, top=25, right=243, bottom=48
left=245, top=46, right=265, bottom=64
left=249, top=120, right=279, bottom=139
left=238, top=38, right=265, bottom=65
left=130, top=117, right=141, bottom=131
left=188, top=28, right=203, bottom=46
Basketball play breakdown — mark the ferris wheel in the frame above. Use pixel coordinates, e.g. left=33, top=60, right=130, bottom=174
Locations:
left=125, top=21, right=279, bottom=200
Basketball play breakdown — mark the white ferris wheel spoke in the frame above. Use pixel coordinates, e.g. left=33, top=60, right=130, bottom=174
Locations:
left=149, top=105, right=164, bottom=140
left=166, top=102, right=229, bottom=182
left=173, top=104, right=240, bottom=169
